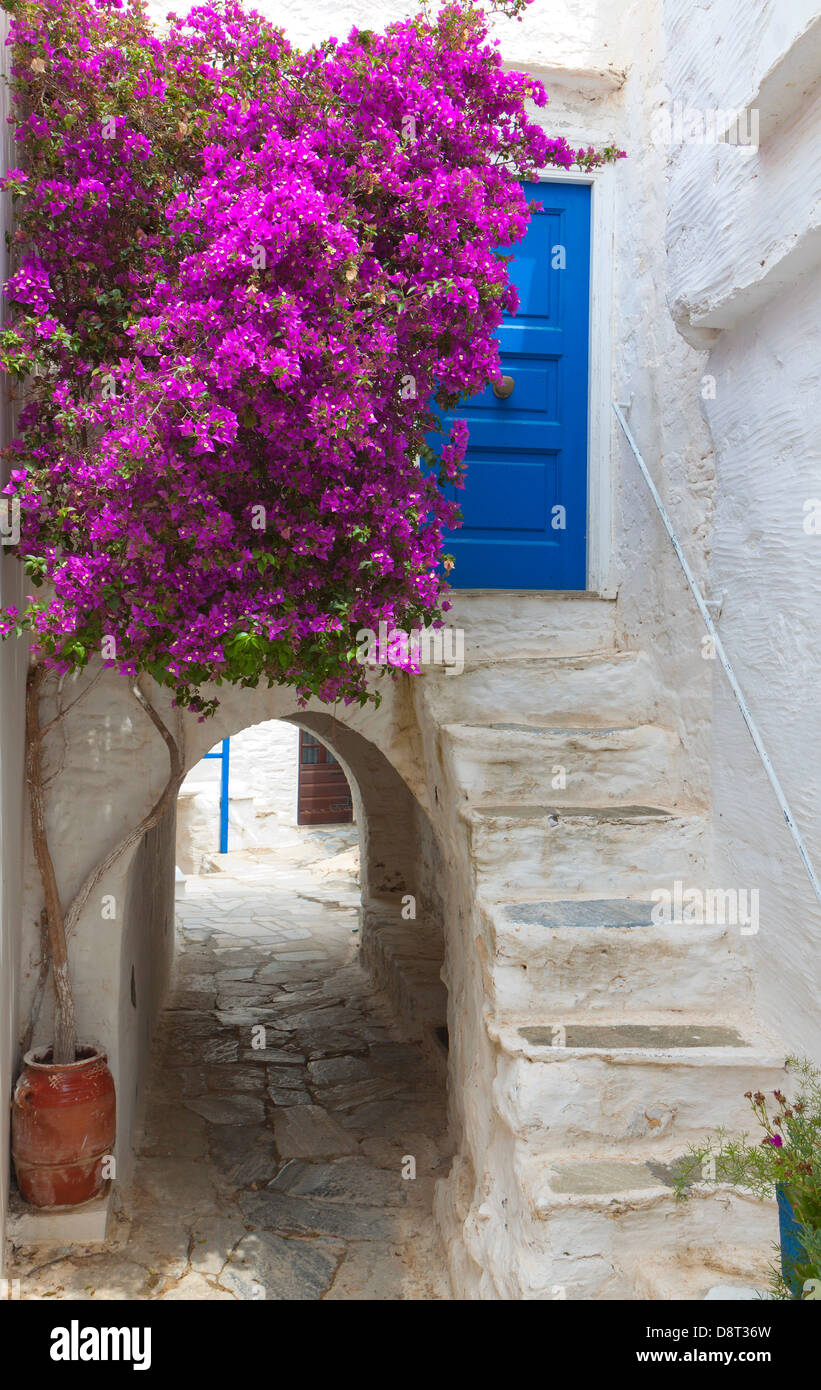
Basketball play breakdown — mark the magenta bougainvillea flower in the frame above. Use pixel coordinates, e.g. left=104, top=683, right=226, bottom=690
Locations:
left=0, top=0, right=624, bottom=711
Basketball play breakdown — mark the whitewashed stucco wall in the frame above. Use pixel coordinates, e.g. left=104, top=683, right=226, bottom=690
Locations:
left=663, top=0, right=821, bottom=1061
left=178, top=720, right=301, bottom=871
left=215, top=720, right=300, bottom=829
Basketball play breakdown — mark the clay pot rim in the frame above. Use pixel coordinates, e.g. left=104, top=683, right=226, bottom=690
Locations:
left=22, top=1043, right=107, bottom=1072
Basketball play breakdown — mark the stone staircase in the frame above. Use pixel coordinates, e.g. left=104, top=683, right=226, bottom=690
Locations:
left=419, top=591, right=784, bottom=1299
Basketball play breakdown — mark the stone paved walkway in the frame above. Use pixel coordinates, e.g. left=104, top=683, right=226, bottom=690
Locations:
left=12, top=831, right=452, bottom=1300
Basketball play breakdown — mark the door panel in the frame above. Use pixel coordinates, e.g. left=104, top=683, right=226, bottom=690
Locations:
left=297, top=731, right=353, bottom=826
left=437, top=180, right=591, bottom=590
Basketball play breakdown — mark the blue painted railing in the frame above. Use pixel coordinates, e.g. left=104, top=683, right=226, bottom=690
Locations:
left=202, top=738, right=230, bottom=853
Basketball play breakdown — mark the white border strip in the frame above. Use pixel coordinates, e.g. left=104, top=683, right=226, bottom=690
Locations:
left=539, top=167, right=615, bottom=595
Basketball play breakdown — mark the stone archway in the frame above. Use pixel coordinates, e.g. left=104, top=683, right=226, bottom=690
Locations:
left=111, top=709, right=454, bottom=1299
left=172, top=706, right=450, bottom=1065
left=16, top=598, right=521, bottom=1299
left=17, top=664, right=466, bottom=1238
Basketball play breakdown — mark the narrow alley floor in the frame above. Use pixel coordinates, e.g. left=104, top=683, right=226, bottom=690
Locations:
left=11, top=831, right=453, bottom=1300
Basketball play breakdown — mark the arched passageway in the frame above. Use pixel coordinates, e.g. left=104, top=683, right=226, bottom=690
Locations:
left=15, top=703, right=454, bottom=1299
left=13, top=636, right=498, bottom=1299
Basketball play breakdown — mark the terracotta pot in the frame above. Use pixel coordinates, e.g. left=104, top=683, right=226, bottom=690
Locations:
left=11, top=1044, right=116, bottom=1209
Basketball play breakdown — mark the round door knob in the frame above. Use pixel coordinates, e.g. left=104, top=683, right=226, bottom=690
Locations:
left=492, top=374, right=515, bottom=399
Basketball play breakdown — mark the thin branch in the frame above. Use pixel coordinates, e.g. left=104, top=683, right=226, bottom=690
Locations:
left=39, top=665, right=105, bottom=737
left=39, top=674, right=71, bottom=787
left=62, top=677, right=184, bottom=941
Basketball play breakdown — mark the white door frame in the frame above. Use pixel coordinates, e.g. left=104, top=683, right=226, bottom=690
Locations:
left=535, top=166, right=616, bottom=595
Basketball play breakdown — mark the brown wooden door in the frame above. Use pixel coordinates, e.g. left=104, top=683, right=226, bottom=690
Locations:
left=297, top=730, right=353, bottom=826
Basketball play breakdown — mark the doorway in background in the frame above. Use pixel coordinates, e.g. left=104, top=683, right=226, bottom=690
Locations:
left=297, top=729, right=354, bottom=826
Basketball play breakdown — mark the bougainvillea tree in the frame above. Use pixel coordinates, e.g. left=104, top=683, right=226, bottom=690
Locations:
left=0, top=0, right=624, bottom=1062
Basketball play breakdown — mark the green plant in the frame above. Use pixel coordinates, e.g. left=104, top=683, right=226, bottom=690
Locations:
left=674, top=1056, right=821, bottom=1298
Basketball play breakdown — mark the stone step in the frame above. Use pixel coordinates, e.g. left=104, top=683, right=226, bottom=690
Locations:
left=462, top=803, right=708, bottom=901
left=442, top=590, right=617, bottom=662
left=440, top=722, right=685, bottom=809
left=488, top=1018, right=785, bottom=1150
left=479, top=897, right=753, bottom=1016
left=510, top=1156, right=779, bottom=1299
left=420, top=650, right=662, bottom=726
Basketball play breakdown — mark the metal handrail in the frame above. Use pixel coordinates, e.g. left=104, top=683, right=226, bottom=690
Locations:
left=612, top=400, right=821, bottom=914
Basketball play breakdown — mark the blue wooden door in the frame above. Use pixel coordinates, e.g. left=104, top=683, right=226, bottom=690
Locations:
left=440, top=180, right=591, bottom=589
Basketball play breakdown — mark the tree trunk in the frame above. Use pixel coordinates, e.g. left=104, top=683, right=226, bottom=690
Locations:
left=25, top=663, right=77, bottom=1064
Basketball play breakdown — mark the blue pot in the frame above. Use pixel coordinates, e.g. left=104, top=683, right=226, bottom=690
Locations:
left=776, top=1184, right=804, bottom=1298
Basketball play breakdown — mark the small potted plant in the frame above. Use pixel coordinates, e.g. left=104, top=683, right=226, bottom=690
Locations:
left=674, top=1056, right=821, bottom=1299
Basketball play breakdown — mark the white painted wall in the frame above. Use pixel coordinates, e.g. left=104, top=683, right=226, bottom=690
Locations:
left=662, top=0, right=821, bottom=1061
left=176, top=720, right=303, bottom=872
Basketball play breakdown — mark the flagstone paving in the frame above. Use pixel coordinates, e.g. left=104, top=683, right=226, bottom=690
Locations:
left=11, top=832, right=453, bottom=1300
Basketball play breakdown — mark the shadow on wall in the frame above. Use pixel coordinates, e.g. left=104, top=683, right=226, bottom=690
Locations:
left=286, top=714, right=449, bottom=1067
